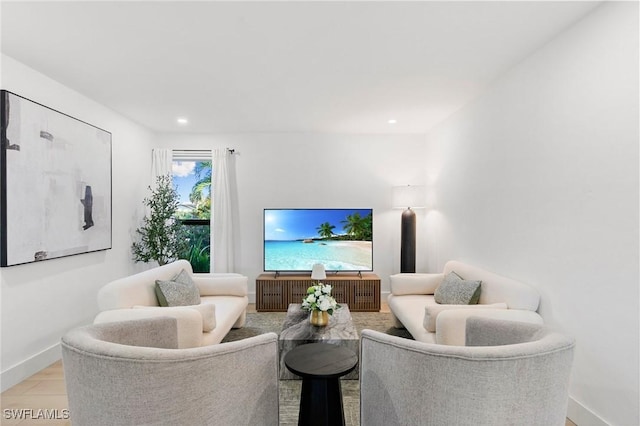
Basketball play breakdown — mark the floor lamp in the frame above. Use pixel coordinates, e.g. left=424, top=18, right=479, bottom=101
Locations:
left=393, top=185, right=426, bottom=273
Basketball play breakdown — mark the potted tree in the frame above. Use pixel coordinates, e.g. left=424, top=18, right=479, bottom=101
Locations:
left=131, top=175, right=187, bottom=266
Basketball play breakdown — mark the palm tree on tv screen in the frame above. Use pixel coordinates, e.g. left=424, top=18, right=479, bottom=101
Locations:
left=341, top=212, right=373, bottom=241
left=316, top=222, right=336, bottom=239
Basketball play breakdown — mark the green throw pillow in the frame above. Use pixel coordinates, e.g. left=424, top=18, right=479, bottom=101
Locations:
left=155, top=269, right=201, bottom=307
left=434, top=271, right=481, bottom=305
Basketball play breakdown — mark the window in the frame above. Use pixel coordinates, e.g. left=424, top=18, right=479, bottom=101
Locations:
left=172, top=150, right=211, bottom=272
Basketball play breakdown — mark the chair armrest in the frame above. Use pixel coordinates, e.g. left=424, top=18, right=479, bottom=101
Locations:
left=435, top=308, right=544, bottom=346
left=390, top=273, right=444, bottom=295
left=64, top=317, right=181, bottom=350
left=192, top=274, right=248, bottom=297
left=94, top=308, right=203, bottom=348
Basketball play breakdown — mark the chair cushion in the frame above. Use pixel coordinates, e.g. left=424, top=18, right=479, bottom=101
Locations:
left=423, top=302, right=508, bottom=332
left=434, top=271, right=481, bottom=305
left=133, top=303, right=216, bottom=332
left=465, top=316, right=544, bottom=346
left=155, top=269, right=201, bottom=307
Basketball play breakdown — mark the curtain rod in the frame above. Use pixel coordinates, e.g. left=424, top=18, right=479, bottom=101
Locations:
left=172, top=148, right=235, bottom=153
left=172, top=148, right=236, bottom=158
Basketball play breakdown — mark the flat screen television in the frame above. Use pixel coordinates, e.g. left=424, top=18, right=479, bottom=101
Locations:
left=263, top=208, right=373, bottom=273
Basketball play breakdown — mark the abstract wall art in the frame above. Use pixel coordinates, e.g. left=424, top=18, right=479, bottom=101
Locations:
left=0, top=90, right=112, bottom=266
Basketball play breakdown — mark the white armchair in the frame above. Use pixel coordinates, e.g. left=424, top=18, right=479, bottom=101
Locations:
left=94, top=260, right=248, bottom=347
left=62, top=317, right=279, bottom=425
left=360, top=317, right=575, bottom=426
left=387, top=260, right=543, bottom=345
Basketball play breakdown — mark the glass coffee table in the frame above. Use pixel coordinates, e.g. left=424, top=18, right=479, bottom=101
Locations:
left=279, top=303, right=359, bottom=380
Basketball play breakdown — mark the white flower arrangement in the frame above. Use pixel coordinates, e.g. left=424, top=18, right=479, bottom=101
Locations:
left=301, top=283, right=339, bottom=315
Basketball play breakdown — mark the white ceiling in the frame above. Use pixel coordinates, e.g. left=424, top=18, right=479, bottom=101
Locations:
left=1, top=1, right=600, bottom=134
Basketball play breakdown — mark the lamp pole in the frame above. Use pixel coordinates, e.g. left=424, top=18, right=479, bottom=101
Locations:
left=400, top=207, right=416, bottom=273
left=393, top=184, right=425, bottom=274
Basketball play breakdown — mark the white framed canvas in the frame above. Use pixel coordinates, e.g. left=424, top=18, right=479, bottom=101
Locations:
left=1, top=90, right=112, bottom=266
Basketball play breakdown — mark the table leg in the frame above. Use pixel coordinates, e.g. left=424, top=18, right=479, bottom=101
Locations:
left=298, top=377, right=345, bottom=426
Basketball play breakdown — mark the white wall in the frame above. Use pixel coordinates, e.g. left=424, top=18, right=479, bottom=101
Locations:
left=155, top=133, right=428, bottom=297
left=425, top=3, right=638, bottom=425
left=0, top=55, right=155, bottom=390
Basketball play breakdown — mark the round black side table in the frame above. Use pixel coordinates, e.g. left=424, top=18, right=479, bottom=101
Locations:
left=284, top=343, right=358, bottom=426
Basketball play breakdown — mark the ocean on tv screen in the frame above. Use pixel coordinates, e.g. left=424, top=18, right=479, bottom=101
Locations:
left=264, top=240, right=372, bottom=271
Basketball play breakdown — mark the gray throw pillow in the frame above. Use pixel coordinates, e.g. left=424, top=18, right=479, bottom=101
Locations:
left=155, top=269, right=201, bottom=307
left=434, top=271, right=481, bottom=305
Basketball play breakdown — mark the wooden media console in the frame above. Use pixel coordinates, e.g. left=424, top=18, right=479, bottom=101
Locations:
left=256, top=273, right=381, bottom=312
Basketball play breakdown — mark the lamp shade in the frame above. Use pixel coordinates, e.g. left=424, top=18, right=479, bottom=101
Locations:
left=311, top=263, right=326, bottom=280
left=392, top=185, right=426, bottom=209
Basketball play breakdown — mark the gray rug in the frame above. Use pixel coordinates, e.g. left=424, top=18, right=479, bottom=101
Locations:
left=222, top=311, right=412, bottom=426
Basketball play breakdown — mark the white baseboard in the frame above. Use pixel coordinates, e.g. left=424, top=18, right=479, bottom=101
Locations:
left=567, top=396, right=609, bottom=426
left=1, top=343, right=61, bottom=392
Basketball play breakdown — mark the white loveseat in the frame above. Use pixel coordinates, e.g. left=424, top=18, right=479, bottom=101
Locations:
left=388, top=260, right=543, bottom=345
left=94, top=260, right=248, bottom=348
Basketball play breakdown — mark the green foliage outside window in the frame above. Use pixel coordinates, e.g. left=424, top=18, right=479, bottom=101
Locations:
left=180, top=223, right=210, bottom=273
left=175, top=160, right=211, bottom=220
left=173, top=160, right=212, bottom=272
left=189, top=161, right=212, bottom=219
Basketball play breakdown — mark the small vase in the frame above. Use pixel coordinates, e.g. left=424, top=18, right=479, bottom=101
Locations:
left=310, top=310, right=329, bottom=326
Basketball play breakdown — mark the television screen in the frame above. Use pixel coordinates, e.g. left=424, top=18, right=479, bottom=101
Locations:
left=263, top=208, right=373, bottom=272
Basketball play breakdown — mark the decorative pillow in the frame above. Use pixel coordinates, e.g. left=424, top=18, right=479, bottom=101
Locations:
left=434, top=271, right=481, bottom=305
left=155, top=269, right=201, bottom=307
left=423, top=302, right=508, bottom=332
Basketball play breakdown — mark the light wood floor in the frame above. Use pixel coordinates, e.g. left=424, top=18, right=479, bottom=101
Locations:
left=1, top=303, right=577, bottom=426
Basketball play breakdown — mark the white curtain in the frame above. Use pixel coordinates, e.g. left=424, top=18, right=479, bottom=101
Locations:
left=212, top=148, right=236, bottom=272
left=150, top=148, right=173, bottom=189
left=146, top=149, right=173, bottom=217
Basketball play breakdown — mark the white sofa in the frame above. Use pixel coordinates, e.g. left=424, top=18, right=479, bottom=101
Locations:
left=94, top=260, right=249, bottom=348
left=388, top=260, right=543, bottom=345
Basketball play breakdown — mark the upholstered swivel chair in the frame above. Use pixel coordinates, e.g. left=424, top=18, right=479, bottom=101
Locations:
left=360, top=317, right=575, bottom=426
left=61, top=317, right=279, bottom=426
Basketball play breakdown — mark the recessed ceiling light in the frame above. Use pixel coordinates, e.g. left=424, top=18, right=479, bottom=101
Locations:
left=388, top=119, right=397, bottom=124
left=177, top=117, right=189, bottom=125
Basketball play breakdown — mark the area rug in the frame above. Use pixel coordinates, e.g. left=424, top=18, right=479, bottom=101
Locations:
left=222, top=311, right=412, bottom=425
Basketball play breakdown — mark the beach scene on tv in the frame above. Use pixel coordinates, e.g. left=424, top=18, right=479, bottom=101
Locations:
left=264, top=209, right=373, bottom=271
